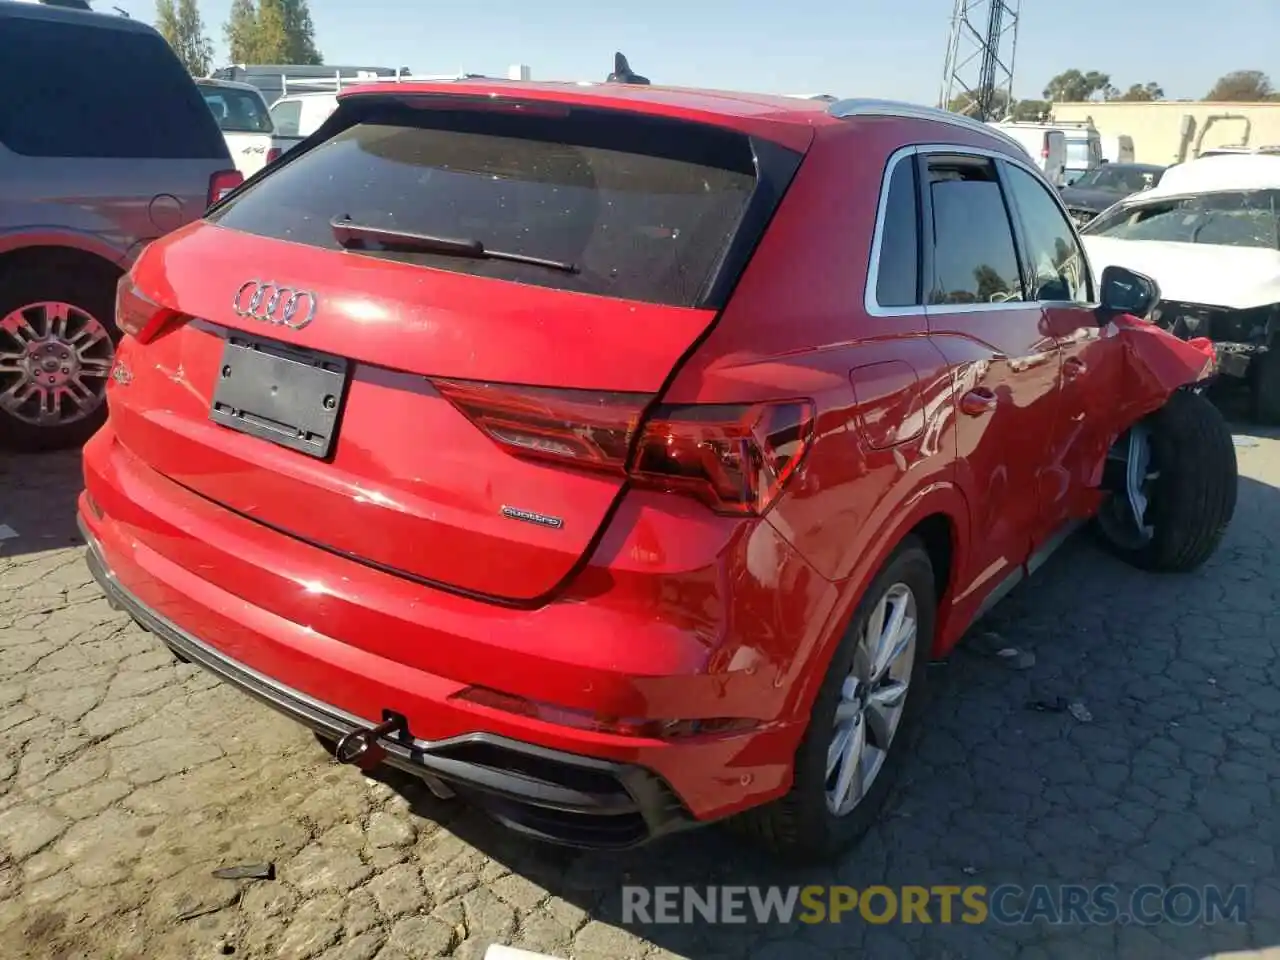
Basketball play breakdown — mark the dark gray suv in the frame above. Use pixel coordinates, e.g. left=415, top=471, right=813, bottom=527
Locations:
left=0, top=0, right=240, bottom=451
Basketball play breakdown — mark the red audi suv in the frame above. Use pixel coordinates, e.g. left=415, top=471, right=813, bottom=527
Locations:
left=80, top=82, right=1235, bottom=860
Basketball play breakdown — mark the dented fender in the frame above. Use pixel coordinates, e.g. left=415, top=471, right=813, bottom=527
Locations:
left=1108, top=312, right=1216, bottom=427
left=1074, top=313, right=1217, bottom=493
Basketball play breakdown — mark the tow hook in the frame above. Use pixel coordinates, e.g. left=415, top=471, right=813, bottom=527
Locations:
left=330, top=712, right=458, bottom=800
left=333, top=710, right=409, bottom=770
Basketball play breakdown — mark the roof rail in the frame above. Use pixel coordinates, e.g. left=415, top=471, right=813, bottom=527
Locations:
left=826, top=98, right=1025, bottom=151
left=279, top=71, right=493, bottom=97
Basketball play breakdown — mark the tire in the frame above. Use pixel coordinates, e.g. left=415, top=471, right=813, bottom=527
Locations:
left=0, top=260, right=120, bottom=452
left=1094, top=389, right=1237, bottom=572
left=738, top=537, right=935, bottom=863
left=1250, top=347, right=1280, bottom=425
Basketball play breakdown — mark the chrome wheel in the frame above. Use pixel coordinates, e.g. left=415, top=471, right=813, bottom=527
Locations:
left=0, top=301, right=114, bottom=426
left=825, top=582, right=918, bottom=817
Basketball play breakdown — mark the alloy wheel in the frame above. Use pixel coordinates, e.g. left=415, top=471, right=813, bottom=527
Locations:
left=0, top=301, right=114, bottom=427
left=825, top=582, right=918, bottom=817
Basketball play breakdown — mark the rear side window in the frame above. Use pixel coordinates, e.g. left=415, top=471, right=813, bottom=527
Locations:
left=875, top=157, right=920, bottom=307
left=0, top=19, right=227, bottom=159
left=925, top=157, right=1024, bottom=305
left=201, top=87, right=274, bottom=135
left=209, top=103, right=760, bottom=307
left=270, top=100, right=303, bottom=137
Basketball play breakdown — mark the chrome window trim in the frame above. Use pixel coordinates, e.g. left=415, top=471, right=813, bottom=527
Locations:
left=865, top=140, right=1098, bottom=317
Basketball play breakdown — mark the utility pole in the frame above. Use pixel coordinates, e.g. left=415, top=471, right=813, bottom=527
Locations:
left=939, top=0, right=1022, bottom=121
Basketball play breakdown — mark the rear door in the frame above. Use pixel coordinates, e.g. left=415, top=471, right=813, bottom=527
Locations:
left=198, top=84, right=277, bottom=177
left=0, top=13, right=232, bottom=257
left=112, top=96, right=801, bottom=602
left=921, top=150, right=1063, bottom=602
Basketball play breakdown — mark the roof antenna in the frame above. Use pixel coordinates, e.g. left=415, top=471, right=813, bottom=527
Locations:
left=606, top=52, right=650, bottom=85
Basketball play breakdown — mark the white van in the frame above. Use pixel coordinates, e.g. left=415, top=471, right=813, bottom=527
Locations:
left=994, top=120, right=1103, bottom=186
left=989, top=123, right=1067, bottom=185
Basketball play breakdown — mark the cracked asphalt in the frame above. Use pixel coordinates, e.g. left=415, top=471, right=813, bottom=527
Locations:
left=0, top=416, right=1277, bottom=960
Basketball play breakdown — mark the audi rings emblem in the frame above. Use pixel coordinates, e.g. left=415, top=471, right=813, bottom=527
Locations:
left=232, top=280, right=318, bottom=330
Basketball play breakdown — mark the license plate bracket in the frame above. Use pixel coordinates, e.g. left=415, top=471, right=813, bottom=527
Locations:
left=209, top=334, right=349, bottom=459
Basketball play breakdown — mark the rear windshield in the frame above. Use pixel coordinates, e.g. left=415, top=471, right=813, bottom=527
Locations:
left=0, top=17, right=228, bottom=160
left=208, top=102, right=759, bottom=307
left=201, top=86, right=274, bottom=135
left=1085, top=190, right=1280, bottom=250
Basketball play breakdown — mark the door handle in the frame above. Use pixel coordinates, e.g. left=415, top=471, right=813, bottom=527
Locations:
left=1064, top=356, right=1087, bottom=379
left=959, top=388, right=998, bottom=416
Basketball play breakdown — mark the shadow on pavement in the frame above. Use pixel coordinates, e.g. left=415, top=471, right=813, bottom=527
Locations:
left=4, top=415, right=1277, bottom=958
left=0, top=450, right=85, bottom=560
left=376, top=464, right=1280, bottom=960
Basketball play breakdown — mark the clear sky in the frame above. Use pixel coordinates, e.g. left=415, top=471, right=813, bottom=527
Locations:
left=106, top=0, right=1276, bottom=104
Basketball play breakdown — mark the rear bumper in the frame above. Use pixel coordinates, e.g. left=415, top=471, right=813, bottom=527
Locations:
left=79, top=427, right=830, bottom=843
left=83, top=524, right=693, bottom=849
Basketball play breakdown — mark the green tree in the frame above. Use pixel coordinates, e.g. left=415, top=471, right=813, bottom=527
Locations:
left=946, top=89, right=1011, bottom=119
left=223, top=0, right=323, bottom=65
left=155, top=0, right=212, bottom=76
left=946, top=92, right=1049, bottom=123
left=253, top=0, right=291, bottom=61
left=279, top=0, right=323, bottom=64
left=1205, top=70, right=1273, bottom=101
left=1010, top=98, right=1050, bottom=121
left=1116, top=82, right=1164, bottom=102
left=1043, top=69, right=1114, bottom=103
left=224, top=0, right=258, bottom=63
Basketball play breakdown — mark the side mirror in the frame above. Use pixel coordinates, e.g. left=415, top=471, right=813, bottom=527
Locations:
left=1099, top=265, right=1160, bottom=319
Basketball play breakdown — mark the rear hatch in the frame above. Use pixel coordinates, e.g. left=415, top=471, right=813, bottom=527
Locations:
left=112, top=92, right=804, bottom=602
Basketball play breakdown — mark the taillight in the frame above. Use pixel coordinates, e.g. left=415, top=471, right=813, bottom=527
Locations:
left=265, top=147, right=282, bottom=165
left=431, top=378, right=815, bottom=516
left=1041, top=135, right=1050, bottom=160
left=115, top=276, right=178, bottom=344
left=630, top=401, right=815, bottom=515
left=429, top=378, right=647, bottom=474
left=207, top=169, right=244, bottom=207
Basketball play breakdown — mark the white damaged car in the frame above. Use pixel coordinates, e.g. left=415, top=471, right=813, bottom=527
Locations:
left=1080, top=155, right=1280, bottom=422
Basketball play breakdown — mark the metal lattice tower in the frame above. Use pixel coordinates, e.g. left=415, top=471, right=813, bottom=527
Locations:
left=938, top=0, right=1022, bottom=121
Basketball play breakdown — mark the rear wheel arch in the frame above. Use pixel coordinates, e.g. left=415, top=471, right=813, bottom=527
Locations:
left=0, top=244, right=124, bottom=290
left=783, top=491, right=968, bottom=722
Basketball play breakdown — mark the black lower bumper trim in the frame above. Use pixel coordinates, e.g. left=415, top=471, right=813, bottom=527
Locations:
left=80, top=521, right=695, bottom=849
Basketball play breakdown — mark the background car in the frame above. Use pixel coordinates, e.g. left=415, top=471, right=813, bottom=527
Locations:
left=1080, top=154, right=1280, bottom=422
left=267, top=91, right=340, bottom=155
left=196, top=78, right=294, bottom=178
left=0, top=0, right=240, bottom=452
left=1059, top=161, right=1167, bottom=227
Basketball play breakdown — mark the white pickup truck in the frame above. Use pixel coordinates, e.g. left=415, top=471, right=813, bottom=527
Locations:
left=196, top=78, right=293, bottom=178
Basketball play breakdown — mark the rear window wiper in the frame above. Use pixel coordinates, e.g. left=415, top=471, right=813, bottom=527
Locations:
left=330, top=217, right=579, bottom=274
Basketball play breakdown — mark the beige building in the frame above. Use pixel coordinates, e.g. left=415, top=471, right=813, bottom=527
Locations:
left=1051, top=100, right=1280, bottom=165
